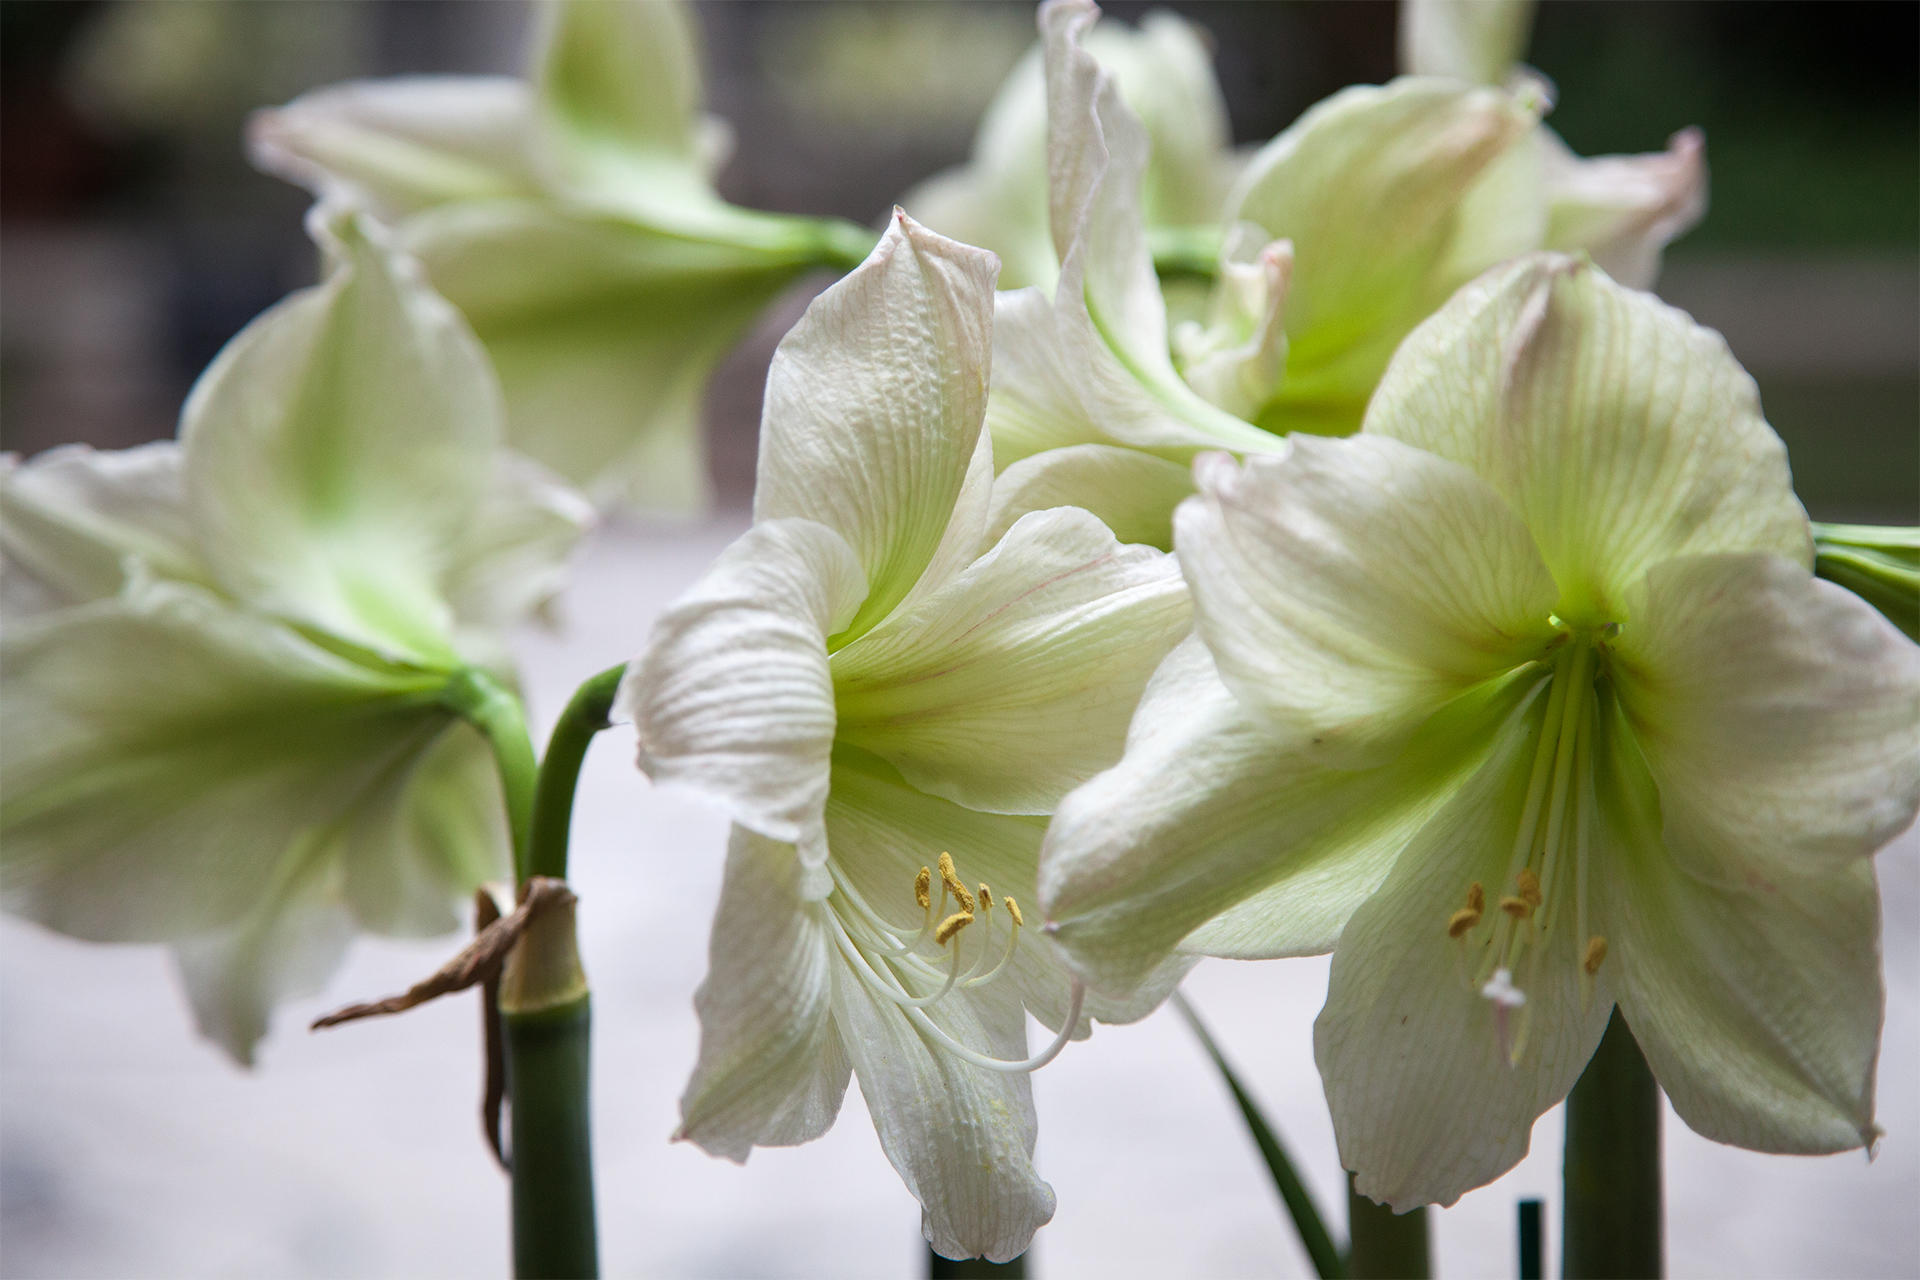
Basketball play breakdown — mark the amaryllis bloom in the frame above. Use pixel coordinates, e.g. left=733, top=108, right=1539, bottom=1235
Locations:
left=981, top=0, right=1706, bottom=550
left=1, top=207, right=588, bottom=1062
left=617, top=213, right=1191, bottom=1260
left=1039, top=253, right=1920, bottom=1209
left=250, top=0, right=871, bottom=514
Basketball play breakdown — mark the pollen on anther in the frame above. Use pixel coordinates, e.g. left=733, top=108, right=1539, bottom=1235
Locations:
left=1003, top=896, right=1024, bottom=927
left=1447, top=907, right=1480, bottom=939
left=935, top=911, right=974, bottom=945
left=1465, top=882, right=1485, bottom=914
left=978, top=884, right=992, bottom=915
left=1499, top=895, right=1533, bottom=920
left=1583, top=936, right=1608, bottom=975
left=937, top=852, right=976, bottom=914
left=1516, top=869, right=1543, bottom=908
left=914, top=867, right=932, bottom=911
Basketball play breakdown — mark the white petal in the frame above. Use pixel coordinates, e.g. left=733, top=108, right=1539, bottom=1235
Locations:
left=1316, top=708, right=1614, bottom=1212
left=443, top=453, right=595, bottom=632
left=1541, top=127, right=1706, bottom=290
left=985, top=444, right=1196, bottom=552
left=832, top=953, right=1054, bottom=1263
left=1178, top=441, right=1559, bottom=759
left=834, top=507, right=1190, bottom=815
left=181, top=205, right=501, bottom=664
left=1399, top=0, right=1534, bottom=85
left=754, top=212, right=999, bottom=639
left=0, top=579, right=449, bottom=944
left=1365, top=253, right=1812, bottom=621
left=1613, top=553, right=1920, bottom=887
left=0, top=442, right=209, bottom=617
left=1040, top=636, right=1536, bottom=997
left=247, top=77, right=541, bottom=221
left=677, top=827, right=851, bottom=1159
left=617, top=518, right=867, bottom=884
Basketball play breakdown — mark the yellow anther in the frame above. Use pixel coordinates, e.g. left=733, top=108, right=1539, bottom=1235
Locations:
left=1003, top=896, right=1024, bottom=927
left=935, top=911, right=974, bottom=946
left=1516, top=868, right=1542, bottom=908
left=937, top=852, right=976, bottom=914
left=1447, top=907, right=1481, bottom=939
left=1499, top=895, right=1533, bottom=920
left=979, top=884, right=993, bottom=915
left=914, top=867, right=932, bottom=911
left=1583, top=936, right=1608, bottom=975
left=1465, top=882, right=1485, bottom=914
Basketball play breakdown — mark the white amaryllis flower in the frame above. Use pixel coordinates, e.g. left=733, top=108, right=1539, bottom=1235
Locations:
left=983, top=0, right=1706, bottom=548
left=249, top=0, right=871, bottom=515
left=899, top=2, right=1237, bottom=292
left=1039, top=253, right=1920, bottom=1209
left=616, top=212, right=1191, bottom=1261
left=0, top=206, right=589, bottom=1063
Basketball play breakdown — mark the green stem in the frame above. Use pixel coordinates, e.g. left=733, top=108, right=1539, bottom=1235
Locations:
left=928, top=1247, right=1027, bottom=1277
left=1346, top=1177, right=1430, bottom=1280
left=1174, top=993, right=1345, bottom=1279
left=1562, top=1009, right=1662, bottom=1279
left=440, top=668, right=539, bottom=878
left=1148, top=223, right=1225, bottom=280
left=505, top=994, right=597, bottom=1280
left=813, top=215, right=884, bottom=273
left=526, top=663, right=626, bottom=883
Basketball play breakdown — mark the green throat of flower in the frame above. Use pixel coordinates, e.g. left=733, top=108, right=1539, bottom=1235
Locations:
left=824, top=851, right=1084, bottom=1074
left=1447, top=624, right=1615, bottom=1065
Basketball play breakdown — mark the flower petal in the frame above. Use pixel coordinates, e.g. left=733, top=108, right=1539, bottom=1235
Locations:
left=753, top=212, right=999, bottom=640
left=1039, top=636, right=1537, bottom=996
left=0, top=442, right=209, bottom=617
left=246, top=77, right=541, bottom=221
left=1613, top=552, right=1920, bottom=887
left=677, top=826, right=851, bottom=1159
left=1224, top=76, right=1543, bottom=431
left=533, top=0, right=708, bottom=189
left=1398, top=0, right=1534, bottom=85
left=442, top=453, right=595, bottom=633
left=1178, top=441, right=1559, bottom=759
left=1541, top=127, right=1705, bottom=291
left=0, top=578, right=447, bottom=944
left=181, top=205, right=501, bottom=664
left=984, top=444, right=1196, bottom=552
left=1365, top=253, right=1812, bottom=621
left=834, top=507, right=1190, bottom=815
left=617, top=518, right=867, bottom=888
left=1315, top=704, right=1614, bottom=1212
left=832, top=950, right=1055, bottom=1263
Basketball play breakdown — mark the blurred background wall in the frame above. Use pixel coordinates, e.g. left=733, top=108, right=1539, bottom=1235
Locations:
left=2, top=0, right=1914, bottom=520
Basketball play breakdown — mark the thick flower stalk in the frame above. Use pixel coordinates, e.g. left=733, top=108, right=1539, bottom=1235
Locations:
left=979, top=0, right=1706, bottom=549
left=0, top=206, right=589, bottom=1062
left=250, top=0, right=873, bottom=514
left=618, top=212, right=1192, bottom=1261
left=1039, top=253, right=1920, bottom=1210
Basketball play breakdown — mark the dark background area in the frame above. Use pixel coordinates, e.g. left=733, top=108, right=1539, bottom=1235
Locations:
left=3, top=0, right=1914, bottom=519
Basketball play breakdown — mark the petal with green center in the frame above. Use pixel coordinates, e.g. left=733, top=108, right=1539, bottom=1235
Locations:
left=1315, top=699, right=1615, bottom=1212
left=1588, top=691, right=1882, bottom=1153
left=617, top=517, right=866, bottom=888
left=1225, top=76, right=1542, bottom=430
left=246, top=77, right=542, bottom=221
left=677, top=826, right=850, bottom=1159
left=0, top=442, right=210, bottom=617
left=1365, top=253, right=1811, bottom=621
left=1398, top=0, right=1535, bottom=85
left=182, top=206, right=500, bottom=665
left=834, top=507, right=1190, bottom=816
left=0, top=578, right=447, bottom=944
left=1178, top=440, right=1559, bottom=760
left=832, top=946, right=1054, bottom=1263
left=534, top=0, right=707, bottom=187
left=753, top=212, right=999, bottom=639
left=985, top=444, right=1196, bottom=552
left=1540, top=127, right=1705, bottom=290
left=1613, top=552, right=1920, bottom=887
left=1039, top=638, right=1536, bottom=996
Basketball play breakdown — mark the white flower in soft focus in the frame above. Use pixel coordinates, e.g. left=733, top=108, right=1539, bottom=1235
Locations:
left=1039, top=253, right=1920, bottom=1209
left=616, top=212, right=1192, bottom=1261
left=978, top=0, right=1707, bottom=549
left=0, top=206, right=590, bottom=1063
left=249, top=0, right=873, bottom=515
